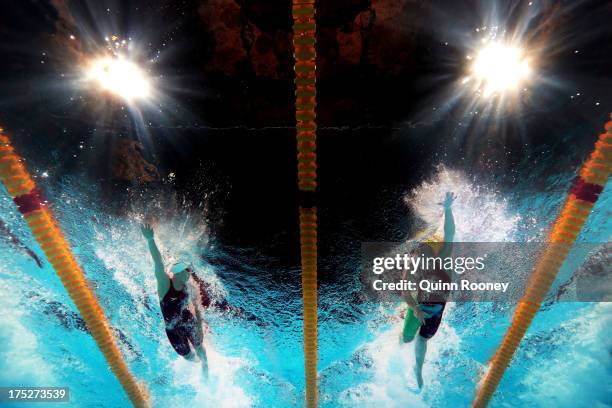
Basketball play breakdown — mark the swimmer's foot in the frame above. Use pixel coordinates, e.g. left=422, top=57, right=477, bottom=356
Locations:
left=406, top=378, right=422, bottom=394
left=195, top=345, right=209, bottom=379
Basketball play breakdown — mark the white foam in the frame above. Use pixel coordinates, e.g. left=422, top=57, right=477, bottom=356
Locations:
left=89, top=214, right=251, bottom=406
left=0, top=280, right=55, bottom=385
left=163, top=341, right=254, bottom=407
left=406, top=166, right=519, bottom=242
left=340, top=166, right=518, bottom=406
left=339, top=304, right=460, bottom=407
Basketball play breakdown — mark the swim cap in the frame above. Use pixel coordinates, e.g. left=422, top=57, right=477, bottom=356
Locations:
left=170, top=261, right=191, bottom=274
left=423, top=234, right=443, bottom=255
left=412, top=228, right=444, bottom=255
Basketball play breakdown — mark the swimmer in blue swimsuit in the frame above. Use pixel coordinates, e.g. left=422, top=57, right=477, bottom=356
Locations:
left=141, top=223, right=208, bottom=376
left=403, top=192, right=455, bottom=388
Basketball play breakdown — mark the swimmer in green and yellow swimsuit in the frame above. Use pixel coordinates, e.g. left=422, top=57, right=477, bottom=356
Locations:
left=401, top=192, right=455, bottom=388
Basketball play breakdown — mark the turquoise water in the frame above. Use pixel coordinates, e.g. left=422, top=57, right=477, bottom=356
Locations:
left=0, top=164, right=610, bottom=407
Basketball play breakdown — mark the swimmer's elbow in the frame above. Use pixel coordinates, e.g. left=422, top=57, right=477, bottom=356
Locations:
left=154, top=264, right=166, bottom=279
left=439, top=242, right=453, bottom=259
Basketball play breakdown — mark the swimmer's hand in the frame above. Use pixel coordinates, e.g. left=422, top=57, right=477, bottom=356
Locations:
left=439, top=192, right=456, bottom=209
left=140, top=223, right=155, bottom=240
left=412, top=306, right=428, bottom=324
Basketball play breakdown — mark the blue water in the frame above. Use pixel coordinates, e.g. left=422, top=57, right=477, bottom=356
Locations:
left=0, top=163, right=610, bottom=407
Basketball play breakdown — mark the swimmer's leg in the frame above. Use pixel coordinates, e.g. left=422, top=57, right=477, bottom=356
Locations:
left=188, top=321, right=209, bottom=378
left=165, top=327, right=196, bottom=360
left=194, top=343, right=209, bottom=378
left=413, top=303, right=444, bottom=388
left=414, top=335, right=427, bottom=389
left=183, top=349, right=198, bottom=362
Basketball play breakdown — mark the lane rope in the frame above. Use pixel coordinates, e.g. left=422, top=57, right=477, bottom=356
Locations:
left=472, top=114, right=612, bottom=408
left=0, top=129, right=150, bottom=408
left=292, top=0, right=318, bottom=406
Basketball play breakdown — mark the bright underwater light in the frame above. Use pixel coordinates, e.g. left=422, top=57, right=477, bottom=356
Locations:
left=86, top=56, right=151, bottom=102
left=469, top=42, right=531, bottom=96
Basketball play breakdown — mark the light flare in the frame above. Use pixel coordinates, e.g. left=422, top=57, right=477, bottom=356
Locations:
left=469, top=42, right=531, bottom=96
left=86, top=56, right=151, bottom=102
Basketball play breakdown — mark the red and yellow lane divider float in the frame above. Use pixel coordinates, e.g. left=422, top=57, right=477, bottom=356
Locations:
left=292, top=0, right=318, bottom=406
left=473, top=114, right=612, bottom=408
left=0, top=129, right=150, bottom=408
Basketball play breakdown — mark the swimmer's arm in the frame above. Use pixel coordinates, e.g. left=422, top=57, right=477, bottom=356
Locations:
left=401, top=270, right=426, bottom=323
left=191, top=289, right=205, bottom=341
left=439, top=193, right=456, bottom=259
left=0, top=219, right=43, bottom=268
left=24, top=247, right=44, bottom=268
left=403, top=289, right=419, bottom=309
left=404, top=292, right=426, bottom=323
left=401, top=269, right=415, bottom=306
left=141, top=224, right=170, bottom=297
left=194, top=301, right=204, bottom=327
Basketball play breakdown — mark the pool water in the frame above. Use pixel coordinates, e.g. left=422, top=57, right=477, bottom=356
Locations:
left=0, top=163, right=610, bottom=407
